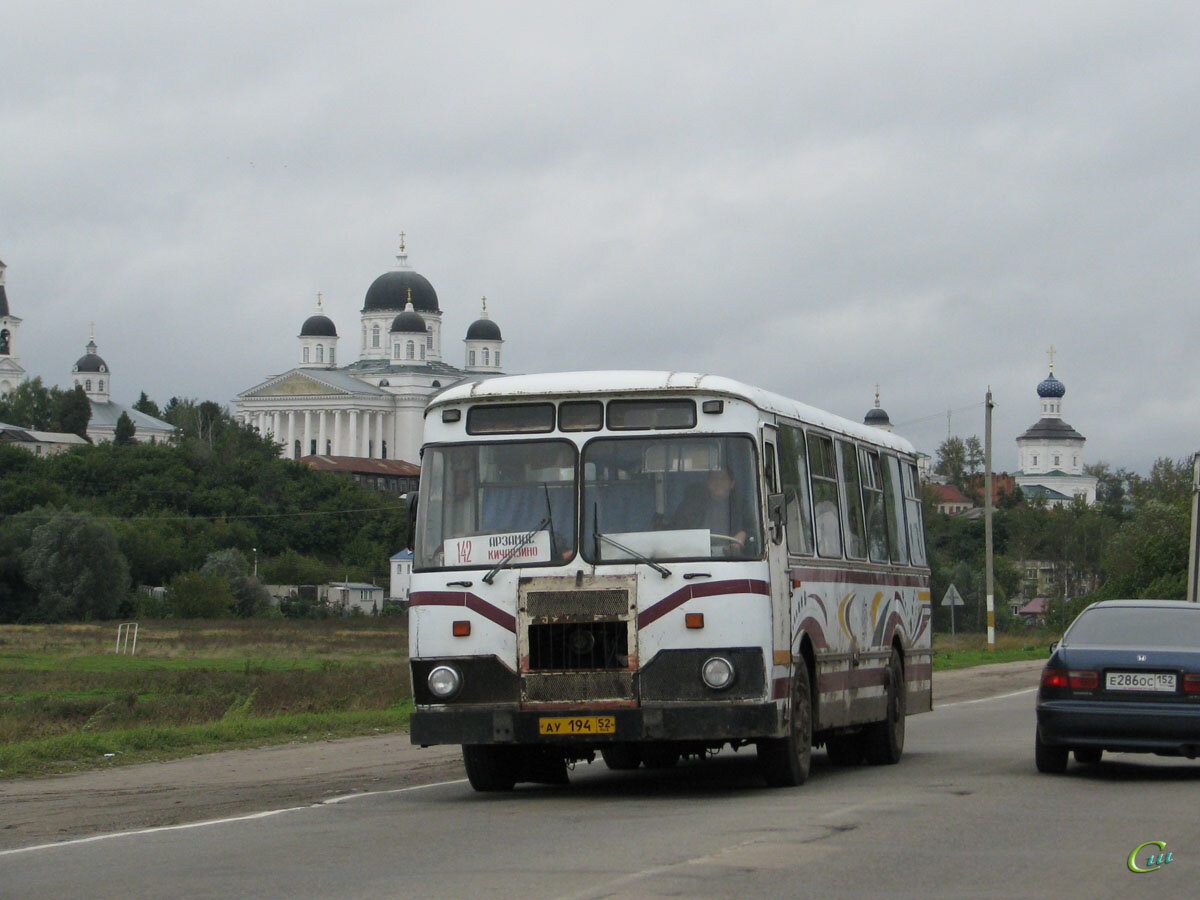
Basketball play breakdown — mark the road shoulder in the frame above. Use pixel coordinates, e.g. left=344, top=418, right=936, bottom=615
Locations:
left=0, top=659, right=1044, bottom=850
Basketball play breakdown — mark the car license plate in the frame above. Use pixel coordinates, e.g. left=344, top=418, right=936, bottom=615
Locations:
left=538, top=716, right=616, bottom=735
left=1105, top=672, right=1176, bottom=692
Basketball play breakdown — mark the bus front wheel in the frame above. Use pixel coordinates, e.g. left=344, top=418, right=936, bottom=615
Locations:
left=462, top=745, right=517, bottom=792
left=758, top=663, right=813, bottom=787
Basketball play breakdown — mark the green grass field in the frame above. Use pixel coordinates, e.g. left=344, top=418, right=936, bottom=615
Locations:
left=1, top=619, right=1052, bottom=779
left=0, top=619, right=411, bottom=778
left=931, top=630, right=1054, bottom=670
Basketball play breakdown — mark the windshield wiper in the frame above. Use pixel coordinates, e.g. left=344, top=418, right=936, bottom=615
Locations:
left=591, top=508, right=671, bottom=578
left=482, top=516, right=551, bottom=585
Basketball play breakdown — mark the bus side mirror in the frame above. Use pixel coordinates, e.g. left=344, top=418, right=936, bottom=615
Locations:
left=402, top=492, right=419, bottom=552
left=766, top=492, right=786, bottom=545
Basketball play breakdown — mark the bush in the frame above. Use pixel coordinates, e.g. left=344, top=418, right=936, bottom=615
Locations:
left=167, top=571, right=235, bottom=619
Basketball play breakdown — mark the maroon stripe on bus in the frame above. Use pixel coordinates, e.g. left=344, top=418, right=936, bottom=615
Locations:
left=796, top=617, right=830, bottom=650
left=790, top=567, right=930, bottom=588
left=771, top=677, right=790, bottom=700
left=409, top=590, right=517, bottom=633
left=636, top=579, right=770, bottom=629
left=818, top=662, right=933, bottom=693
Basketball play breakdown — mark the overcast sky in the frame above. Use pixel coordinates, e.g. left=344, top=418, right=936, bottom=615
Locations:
left=2, top=2, right=1198, bottom=472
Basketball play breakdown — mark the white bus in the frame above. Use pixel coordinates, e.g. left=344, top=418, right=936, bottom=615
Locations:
left=406, top=372, right=931, bottom=790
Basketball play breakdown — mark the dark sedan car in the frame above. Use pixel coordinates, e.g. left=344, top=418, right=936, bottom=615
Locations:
left=1035, top=599, right=1200, bottom=773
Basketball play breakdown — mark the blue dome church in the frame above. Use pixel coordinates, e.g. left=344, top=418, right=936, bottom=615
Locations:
left=1014, top=348, right=1097, bottom=506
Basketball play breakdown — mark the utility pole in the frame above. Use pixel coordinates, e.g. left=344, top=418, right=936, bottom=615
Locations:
left=1188, top=451, right=1200, bottom=603
left=984, top=388, right=996, bottom=650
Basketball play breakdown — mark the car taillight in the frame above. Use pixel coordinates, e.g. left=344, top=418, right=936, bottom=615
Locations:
left=1041, top=668, right=1069, bottom=689
left=1069, top=670, right=1098, bottom=690
left=1184, top=674, right=1200, bottom=693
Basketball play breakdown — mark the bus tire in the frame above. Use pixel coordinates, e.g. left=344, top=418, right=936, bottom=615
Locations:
left=601, top=744, right=643, bottom=770
left=864, top=649, right=905, bottom=765
left=825, top=733, right=865, bottom=766
left=758, top=663, right=813, bottom=787
left=462, top=745, right=517, bottom=792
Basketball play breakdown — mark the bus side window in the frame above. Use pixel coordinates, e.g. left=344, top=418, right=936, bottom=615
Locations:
left=779, top=424, right=814, bottom=556
left=881, top=455, right=910, bottom=564
left=902, top=462, right=928, bottom=566
left=860, top=448, right=890, bottom=563
left=837, top=440, right=867, bottom=560
left=809, top=434, right=842, bottom=558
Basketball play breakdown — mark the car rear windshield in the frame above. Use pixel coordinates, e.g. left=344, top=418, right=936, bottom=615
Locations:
left=1066, top=606, right=1200, bottom=648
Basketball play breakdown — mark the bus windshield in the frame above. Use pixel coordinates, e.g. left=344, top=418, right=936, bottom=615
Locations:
left=416, top=441, right=577, bottom=570
left=582, top=435, right=762, bottom=563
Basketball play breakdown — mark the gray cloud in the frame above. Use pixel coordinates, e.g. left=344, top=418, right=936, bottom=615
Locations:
left=2, top=1, right=1198, bottom=472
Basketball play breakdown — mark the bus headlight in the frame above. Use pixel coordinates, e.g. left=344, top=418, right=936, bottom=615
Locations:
left=428, top=665, right=462, bottom=699
left=701, top=656, right=735, bottom=691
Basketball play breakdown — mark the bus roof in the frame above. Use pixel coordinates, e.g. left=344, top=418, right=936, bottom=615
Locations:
left=430, top=371, right=919, bottom=455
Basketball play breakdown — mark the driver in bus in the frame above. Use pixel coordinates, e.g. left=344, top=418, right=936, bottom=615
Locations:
left=671, top=467, right=752, bottom=554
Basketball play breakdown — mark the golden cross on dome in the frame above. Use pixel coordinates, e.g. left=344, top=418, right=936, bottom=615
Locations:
left=874, top=383, right=881, bottom=408
left=89, top=321, right=95, bottom=341
left=481, top=296, right=487, bottom=314
left=399, top=232, right=406, bottom=253
left=316, top=291, right=323, bottom=309
left=1047, top=344, right=1056, bottom=373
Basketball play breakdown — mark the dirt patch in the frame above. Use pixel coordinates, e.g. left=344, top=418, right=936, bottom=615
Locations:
left=0, top=659, right=1043, bottom=850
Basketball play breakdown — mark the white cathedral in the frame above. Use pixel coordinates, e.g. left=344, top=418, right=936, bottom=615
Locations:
left=233, top=239, right=505, bottom=464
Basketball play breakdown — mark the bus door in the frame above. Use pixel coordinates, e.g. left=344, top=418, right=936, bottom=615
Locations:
left=761, top=426, right=792, bottom=689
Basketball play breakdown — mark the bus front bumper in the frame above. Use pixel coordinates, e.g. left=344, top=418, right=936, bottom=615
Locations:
left=410, top=703, right=785, bottom=746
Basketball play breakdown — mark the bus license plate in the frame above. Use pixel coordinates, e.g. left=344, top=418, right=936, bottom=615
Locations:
left=1105, top=672, right=1176, bottom=692
left=538, top=716, right=616, bottom=735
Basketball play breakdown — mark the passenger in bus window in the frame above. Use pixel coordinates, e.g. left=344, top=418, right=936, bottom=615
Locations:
left=671, top=468, right=752, bottom=553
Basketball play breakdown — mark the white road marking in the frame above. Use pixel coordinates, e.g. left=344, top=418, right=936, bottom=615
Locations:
left=937, top=687, right=1037, bottom=708
left=0, top=778, right=469, bottom=858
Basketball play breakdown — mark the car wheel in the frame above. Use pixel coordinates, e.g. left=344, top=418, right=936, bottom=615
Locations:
left=462, top=745, right=517, bottom=792
left=864, top=649, right=906, bottom=765
left=758, top=662, right=813, bottom=787
left=1074, top=748, right=1102, bottom=765
left=825, top=733, right=865, bottom=766
left=1034, top=731, right=1068, bottom=774
left=601, top=743, right=643, bottom=770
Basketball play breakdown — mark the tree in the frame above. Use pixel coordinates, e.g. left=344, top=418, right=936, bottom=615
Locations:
left=133, top=391, right=162, bottom=419
left=964, top=436, right=985, bottom=477
left=200, top=548, right=271, bottom=616
left=166, top=570, right=235, bottom=618
left=0, top=377, right=60, bottom=430
left=56, top=385, right=92, bottom=439
left=21, top=507, right=130, bottom=621
left=114, top=411, right=137, bottom=445
left=1099, top=500, right=1189, bottom=600
left=934, top=436, right=968, bottom=488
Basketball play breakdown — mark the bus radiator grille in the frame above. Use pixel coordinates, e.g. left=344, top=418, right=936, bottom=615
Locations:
left=527, top=621, right=629, bottom=670
left=525, top=589, right=630, bottom=618
left=522, top=671, right=635, bottom=702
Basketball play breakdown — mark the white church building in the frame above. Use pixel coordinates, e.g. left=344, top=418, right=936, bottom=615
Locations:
left=1014, top=358, right=1097, bottom=506
left=0, top=258, right=26, bottom=397
left=232, top=239, right=504, bottom=464
left=1, top=256, right=173, bottom=443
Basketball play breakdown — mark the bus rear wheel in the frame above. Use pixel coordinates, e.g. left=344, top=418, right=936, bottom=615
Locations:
left=864, top=649, right=905, bottom=765
left=758, top=663, right=813, bottom=787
